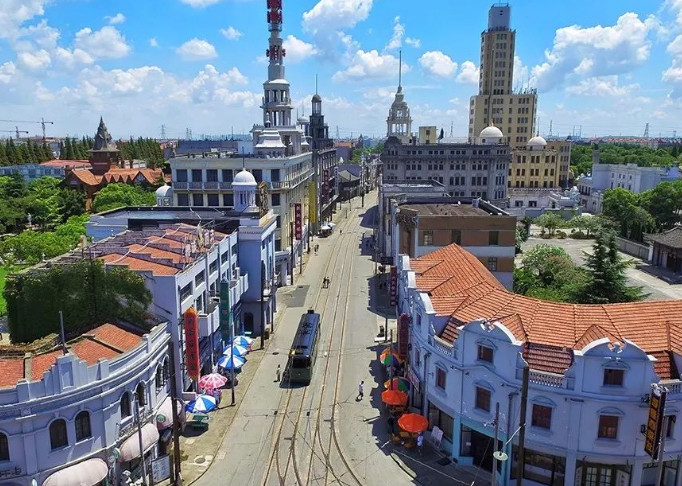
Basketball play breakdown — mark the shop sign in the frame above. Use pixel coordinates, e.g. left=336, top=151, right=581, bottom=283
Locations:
left=323, top=170, right=329, bottom=204
left=219, top=281, right=232, bottom=344
left=397, top=313, right=410, bottom=360
left=644, top=385, right=667, bottom=460
left=294, top=203, right=302, bottom=240
left=389, top=267, right=398, bottom=306
left=184, top=308, right=200, bottom=380
left=407, top=367, right=420, bottom=394
left=151, top=455, right=171, bottom=484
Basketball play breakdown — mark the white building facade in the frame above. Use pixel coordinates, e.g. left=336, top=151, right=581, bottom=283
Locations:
left=398, top=243, right=682, bottom=486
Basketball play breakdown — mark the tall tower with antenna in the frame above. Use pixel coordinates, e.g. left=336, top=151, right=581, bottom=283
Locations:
left=261, top=0, right=292, bottom=128
left=386, top=49, right=412, bottom=143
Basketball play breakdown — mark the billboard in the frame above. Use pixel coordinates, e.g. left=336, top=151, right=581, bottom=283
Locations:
left=294, top=203, right=302, bottom=240
left=184, top=308, right=200, bottom=380
left=397, top=313, right=410, bottom=360
left=644, top=386, right=667, bottom=460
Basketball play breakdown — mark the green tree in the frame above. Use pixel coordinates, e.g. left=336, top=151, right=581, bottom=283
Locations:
left=0, top=142, right=8, bottom=166
left=64, top=137, right=75, bottom=160
left=534, top=212, right=563, bottom=237
left=602, top=188, right=640, bottom=238
left=55, top=188, right=85, bottom=222
left=641, top=181, right=682, bottom=230
left=580, top=230, right=646, bottom=303
left=5, top=139, right=18, bottom=165
left=91, top=183, right=156, bottom=213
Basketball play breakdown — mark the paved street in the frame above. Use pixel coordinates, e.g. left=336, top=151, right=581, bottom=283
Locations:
left=187, top=191, right=489, bottom=486
left=519, top=236, right=682, bottom=301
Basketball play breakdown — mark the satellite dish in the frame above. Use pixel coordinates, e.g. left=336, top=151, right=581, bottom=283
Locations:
left=493, top=451, right=509, bottom=462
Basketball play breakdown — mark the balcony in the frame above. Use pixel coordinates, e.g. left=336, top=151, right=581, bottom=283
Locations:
left=660, top=379, right=682, bottom=394
left=204, top=181, right=219, bottom=189
left=430, top=335, right=457, bottom=359
left=174, top=182, right=188, bottom=189
left=189, top=182, right=203, bottom=190
left=518, top=368, right=575, bottom=390
left=219, top=182, right=233, bottom=189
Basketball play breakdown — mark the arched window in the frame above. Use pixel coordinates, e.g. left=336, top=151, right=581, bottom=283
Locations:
left=120, top=392, right=132, bottom=418
left=0, top=433, right=9, bottom=461
left=155, top=366, right=163, bottom=390
left=163, top=358, right=170, bottom=383
left=136, top=383, right=146, bottom=407
left=75, top=411, right=91, bottom=441
left=49, top=419, right=68, bottom=450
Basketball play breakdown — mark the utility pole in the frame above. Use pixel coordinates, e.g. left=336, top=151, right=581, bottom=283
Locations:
left=516, top=365, right=529, bottom=486
left=134, top=399, right=149, bottom=486
left=168, top=342, right=182, bottom=486
left=260, top=261, right=265, bottom=350
left=290, top=221, right=294, bottom=286
left=492, top=402, right=500, bottom=486
left=58, top=311, right=68, bottom=355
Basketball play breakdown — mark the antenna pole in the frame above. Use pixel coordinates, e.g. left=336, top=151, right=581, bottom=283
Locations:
left=315, top=74, right=318, bottom=95
left=398, top=49, right=402, bottom=91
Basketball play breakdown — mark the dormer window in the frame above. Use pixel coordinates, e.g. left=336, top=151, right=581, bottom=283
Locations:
left=477, top=345, right=494, bottom=363
left=603, top=368, right=624, bottom=386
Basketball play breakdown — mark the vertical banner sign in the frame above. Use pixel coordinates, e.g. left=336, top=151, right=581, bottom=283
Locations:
left=294, top=203, right=302, bottom=240
left=323, top=170, right=329, bottom=204
left=308, top=181, right=317, bottom=226
left=184, top=308, right=200, bottom=380
left=645, top=386, right=667, bottom=460
left=398, top=313, right=410, bottom=360
left=219, top=281, right=231, bottom=344
left=389, top=267, right=398, bottom=306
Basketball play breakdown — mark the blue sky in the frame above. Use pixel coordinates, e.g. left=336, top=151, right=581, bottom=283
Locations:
left=1, top=0, right=682, bottom=140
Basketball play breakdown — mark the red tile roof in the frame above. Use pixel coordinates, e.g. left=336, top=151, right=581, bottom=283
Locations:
left=409, top=244, right=682, bottom=378
left=69, top=169, right=102, bottom=186
left=100, top=253, right=179, bottom=276
left=0, top=359, right=25, bottom=388
left=41, top=160, right=92, bottom=169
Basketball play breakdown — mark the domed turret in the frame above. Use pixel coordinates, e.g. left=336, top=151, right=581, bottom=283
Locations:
left=233, top=169, right=257, bottom=186
left=155, top=184, right=173, bottom=207
left=479, top=125, right=504, bottom=144
left=233, top=169, right=257, bottom=212
left=527, top=135, right=547, bottom=150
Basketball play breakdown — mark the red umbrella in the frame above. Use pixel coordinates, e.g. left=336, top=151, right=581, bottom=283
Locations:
left=398, top=413, right=429, bottom=433
left=198, top=373, right=227, bottom=391
left=381, top=389, right=408, bottom=406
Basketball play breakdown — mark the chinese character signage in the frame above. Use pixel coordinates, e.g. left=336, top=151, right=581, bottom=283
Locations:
left=397, top=313, right=410, bottom=360
left=644, top=386, right=667, bottom=460
left=294, top=203, right=302, bottom=240
left=390, top=267, right=398, bottom=306
left=308, top=181, right=317, bottom=225
left=184, top=308, right=200, bottom=380
left=323, top=169, right=329, bottom=204
left=220, top=281, right=232, bottom=344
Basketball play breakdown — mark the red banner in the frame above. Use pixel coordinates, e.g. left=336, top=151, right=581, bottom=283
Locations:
left=323, top=170, right=329, bottom=204
left=390, top=267, right=398, bottom=306
left=294, top=203, right=302, bottom=240
left=184, top=308, right=200, bottom=380
left=398, top=313, right=410, bottom=360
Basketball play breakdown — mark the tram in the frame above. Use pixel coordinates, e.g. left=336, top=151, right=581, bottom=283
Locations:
left=288, top=309, right=321, bottom=384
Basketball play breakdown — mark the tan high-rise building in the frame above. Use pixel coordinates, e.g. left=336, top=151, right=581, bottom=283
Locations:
left=468, top=4, right=537, bottom=149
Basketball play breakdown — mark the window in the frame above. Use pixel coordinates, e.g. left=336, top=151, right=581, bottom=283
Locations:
left=75, top=411, right=92, bottom=441
left=191, top=169, right=202, bottom=182
left=451, top=230, right=461, bottom=245
left=415, top=348, right=421, bottom=367
left=428, top=403, right=454, bottom=441
left=194, top=271, right=205, bottom=287
left=477, top=345, right=493, bottom=363
left=532, top=404, right=552, bottom=429
left=206, top=169, right=218, bottom=182
left=177, top=193, right=189, bottom=206
left=175, top=169, right=188, bottom=182
left=192, top=194, right=203, bottom=206
left=603, top=369, right=624, bottom=386
left=436, top=368, right=446, bottom=389
left=667, top=415, right=676, bottom=438
left=155, top=366, right=163, bottom=390
left=487, top=257, right=498, bottom=271
left=598, top=415, right=618, bottom=439
left=222, top=169, right=233, bottom=182
left=136, top=383, right=146, bottom=407
left=120, top=392, right=132, bottom=418
left=209, top=259, right=218, bottom=275
left=271, top=193, right=281, bottom=206
left=223, top=193, right=234, bottom=206
left=270, top=169, right=280, bottom=182
left=180, top=282, right=193, bottom=302
left=50, top=419, right=68, bottom=450
left=252, top=169, right=262, bottom=182
left=475, top=387, right=491, bottom=412
left=422, top=230, right=434, bottom=246
left=489, top=230, right=499, bottom=245
left=207, top=193, right=219, bottom=206
left=0, top=434, right=9, bottom=461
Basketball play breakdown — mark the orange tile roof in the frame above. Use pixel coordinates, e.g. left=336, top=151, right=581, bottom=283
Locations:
left=0, top=359, right=24, bottom=388
left=87, top=323, right=143, bottom=352
left=409, top=244, right=682, bottom=378
left=127, top=244, right=183, bottom=264
left=69, top=169, right=102, bottom=186
left=41, top=159, right=91, bottom=169
left=31, top=350, right=62, bottom=381
left=100, top=253, right=179, bottom=276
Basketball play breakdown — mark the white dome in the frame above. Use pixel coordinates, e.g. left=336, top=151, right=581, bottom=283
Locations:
left=233, top=169, right=257, bottom=185
left=479, top=125, right=504, bottom=139
left=156, top=184, right=172, bottom=197
left=528, top=135, right=547, bottom=148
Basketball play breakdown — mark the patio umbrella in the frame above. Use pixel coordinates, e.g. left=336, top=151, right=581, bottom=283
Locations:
left=379, top=351, right=402, bottom=367
left=230, top=335, right=253, bottom=347
left=218, top=354, right=246, bottom=370
left=398, top=413, right=429, bottom=433
left=381, top=390, right=409, bottom=406
left=223, top=343, right=249, bottom=357
left=384, top=377, right=410, bottom=392
left=198, top=373, right=227, bottom=391
left=185, top=394, right=217, bottom=413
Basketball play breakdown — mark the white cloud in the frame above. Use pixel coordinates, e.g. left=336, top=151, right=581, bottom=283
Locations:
left=179, top=0, right=224, bottom=7
left=149, top=38, right=158, bottom=47
left=75, top=26, right=131, bottom=59
left=419, top=51, right=457, bottom=78
left=385, top=16, right=404, bottom=50
left=0, top=62, right=17, bottom=84
left=54, top=47, right=94, bottom=70
left=178, top=65, right=254, bottom=105
left=566, top=75, right=639, bottom=96
left=17, top=49, right=51, bottom=72
left=221, top=26, right=242, bottom=40
left=332, top=49, right=405, bottom=82
left=106, top=13, right=126, bottom=25
left=176, top=38, right=218, bottom=61
left=456, top=61, right=479, bottom=84
left=0, top=0, right=51, bottom=40
left=282, top=35, right=317, bottom=63
left=531, top=13, right=657, bottom=92
left=405, top=37, right=421, bottom=48
left=513, top=56, right=529, bottom=88
left=302, top=0, right=372, bottom=59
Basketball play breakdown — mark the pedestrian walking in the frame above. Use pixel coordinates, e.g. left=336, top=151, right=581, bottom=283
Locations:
left=357, top=380, right=364, bottom=400
left=275, top=364, right=281, bottom=382
left=417, top=433, right=424, bottom=454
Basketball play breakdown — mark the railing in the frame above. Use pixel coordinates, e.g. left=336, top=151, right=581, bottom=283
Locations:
left=660, top=379, right=682, bottom=394
left=204, top=181, right=219, bottom=189
left=174, top=182, right=188, bottom=189
left=431, top=336, right=456, bottom=358
left=219, top=182, right=232, bottom=189
left=189, top=182, right=203, bottom=189
left=519, top=368, right=574, bottom=389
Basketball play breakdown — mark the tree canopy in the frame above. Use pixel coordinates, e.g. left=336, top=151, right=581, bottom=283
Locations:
left=91, top=183, right=157, bottom=213
left=0, top=139, right=53, bottom=166
left=571, top=143, right=679, bottom=177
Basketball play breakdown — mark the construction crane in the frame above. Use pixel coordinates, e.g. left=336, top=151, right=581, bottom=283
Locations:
left=0, top=127, right=29, bottom=139
left=0, top=118, right=54, bottom=140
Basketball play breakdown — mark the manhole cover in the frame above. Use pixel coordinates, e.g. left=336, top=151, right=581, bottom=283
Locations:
left=194, top=456, right=206, bottom=464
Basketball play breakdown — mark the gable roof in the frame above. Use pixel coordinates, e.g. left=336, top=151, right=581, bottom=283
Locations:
left=646, top=226, right=682, bottom=249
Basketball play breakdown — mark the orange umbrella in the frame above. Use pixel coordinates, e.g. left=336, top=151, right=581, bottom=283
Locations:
left=398, top=413, right=429, bottom=433
left=381, top=389, right=409, bottom=406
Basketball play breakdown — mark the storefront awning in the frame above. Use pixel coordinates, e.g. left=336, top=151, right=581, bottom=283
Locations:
left=119, top=423, right=159, bottom=462
left=42, top=458, right=108, bottom=486
left=156, top=396, right=185, bottom=430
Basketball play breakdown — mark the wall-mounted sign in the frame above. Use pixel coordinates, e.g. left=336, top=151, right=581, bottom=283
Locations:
left=294, top=203, right=302, bottom=240
left=220, top=281, right=232, bottom=344
left=397, top=313, right=410, bottom=360
left=323, top=170, right=329, bottom=204
left=644, top=385, right=667, bottom=460
left=184, top=308, right=200, bottom=380
left=389, top=267, right=398, bottom=306
left=151, top=455, right=171, bottom=484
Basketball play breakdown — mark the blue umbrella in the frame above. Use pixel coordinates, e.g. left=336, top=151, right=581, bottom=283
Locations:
left=223, top=344, right=249, bottom=357
left=218, top=354, right=246, bottom=370
left=229, top=335, right=253, bottom=347
left=185, top=394, right=217, bottom=413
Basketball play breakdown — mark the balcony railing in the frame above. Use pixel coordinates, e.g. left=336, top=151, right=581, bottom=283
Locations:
left=204, top=181, right=219, bottom=189
left=174, top=182, right=188, bottom=189
left=219, top=181, right=232, bottom=189
left=430, top=335, right=456, bottom=359
left=189, top=182, right=203, bottom=189
left=518, top=368, right=575, bottom=389
left=660, top=379, right=682, bottom=394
